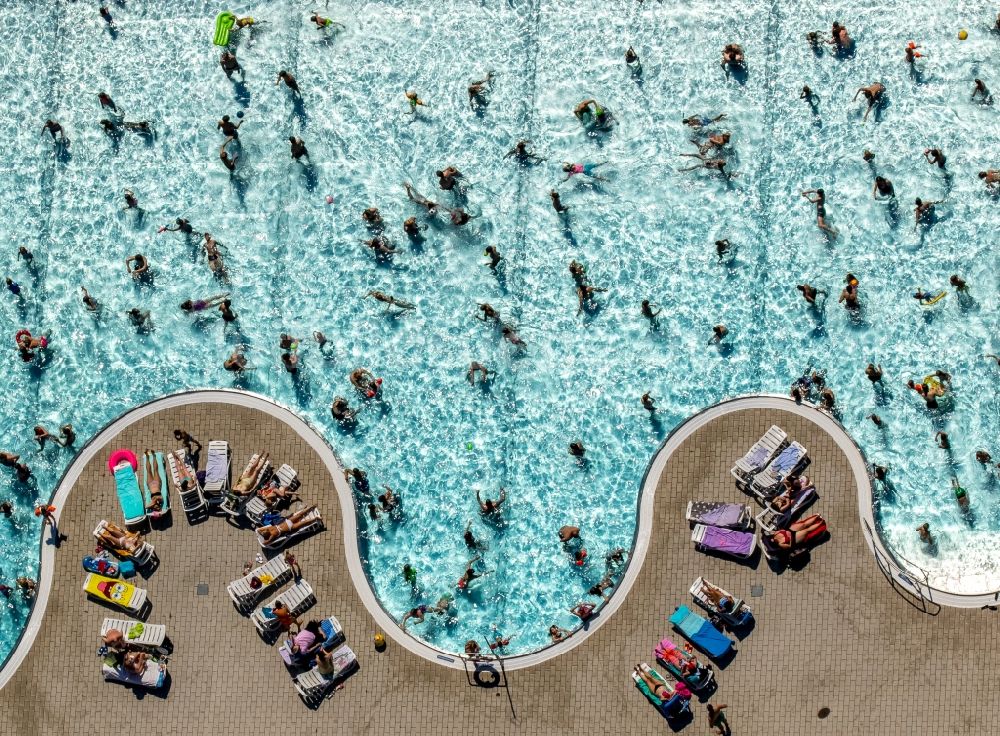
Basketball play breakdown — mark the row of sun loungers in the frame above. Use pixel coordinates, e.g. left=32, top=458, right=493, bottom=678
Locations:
left=99, top=618, right=168, bottom=688
left=729, top=425, right=809, bottom=500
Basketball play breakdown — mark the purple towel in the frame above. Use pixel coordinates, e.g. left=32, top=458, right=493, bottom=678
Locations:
left=689, top=501, right=745, bottom=528
left=699, top=526, right=754, bottom=557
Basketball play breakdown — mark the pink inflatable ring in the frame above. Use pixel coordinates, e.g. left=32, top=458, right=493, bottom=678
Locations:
left=107, top=449, right=138, bottom=473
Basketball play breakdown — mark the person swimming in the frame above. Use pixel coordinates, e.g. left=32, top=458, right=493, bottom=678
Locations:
left=561, top=162, right=608, bottom=182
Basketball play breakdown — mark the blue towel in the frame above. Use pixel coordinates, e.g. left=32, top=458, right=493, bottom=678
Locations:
left=669, top=605, right=733, bottom=659
left=114, top=465, right=146, bottom=521
left=771, top=445, right=802, bottom=474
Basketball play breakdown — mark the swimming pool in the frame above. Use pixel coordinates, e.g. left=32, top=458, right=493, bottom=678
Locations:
left=0, top=1, right=997, bottom=660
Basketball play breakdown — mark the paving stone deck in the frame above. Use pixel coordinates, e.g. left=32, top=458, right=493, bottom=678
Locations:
left=0, top=402, right=995, bottom=736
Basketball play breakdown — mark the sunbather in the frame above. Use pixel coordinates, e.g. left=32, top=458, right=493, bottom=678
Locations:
left=767, top=514, right=827, bottom=551
left=659, top=643, right=698, bottom=675
left=633, top=664, right=671, bottom=699
left=142, top=451, right=164, bottom=511
left=768, top=476, right=811, bottom=512
left=699, top=580, right=735, bottom=612
left=257, top=505, right=322, bottom=544
left=260, top=478, right=299, bottom=507
left=169, top=450, right=199, bottom=489
left=98, top=522, right=143, bottom=552
left=123, top=650, right=148, bottom=675
left=233, top=452, right=270, bottom=495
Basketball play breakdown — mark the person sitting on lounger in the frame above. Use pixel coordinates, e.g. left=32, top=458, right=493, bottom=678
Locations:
left=633, top=664, right=671, bottom=699
left=257, top=505, right=321, bottom=544
left=232, top=452, right=270, bottom=495
left=271, top=599, right=300, bottom=633
left=123, top=650, right=148, bottom=675
left=142, top=451, right=164, bottom=511
left=699, top=580, right=735, bottom=612
left=287, top=620, right=323, bottom=659
left=259, top=478, right=299, bottom=508
left=98, top=522, right=144, bottom=552
left=767, top=514, right=827, bottom=551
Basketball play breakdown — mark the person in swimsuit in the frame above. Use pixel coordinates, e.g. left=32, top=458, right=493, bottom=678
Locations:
left=978, top=170, right=1000, bottom=190
left=550, top=190, right=569, bottom=213
left=477, top=487, right=506, bottom=514
left=801, top=189, right=837, bottom=235
left=677, top=154, right=733, bottom=178
left=97, top=522, right=144, bottom=553
left=219, top=52, right=243, bottom=80
left=828, top=21, right=852, bottom=49
left=694, top=132, right=731, bottom=155
left=853, top=83, right=885, bottom=121
left=401, top=604, right=431, bottom=630
left=362, top=207, right=384, bottom=230
left=971, top=78, right=992, bottom=103
left=865, top=363, right=883, bottom=383
left=721, top=43, right=744, bottom=68
left=625, top=46, right=641, bottom=72
left=504, top=140, right=545, bottom=165
left=219, top=139, right=238, bottom=171
left=456, top=555, right=484, bottom=589
left=796, top=283, right=826, bottom=305
left=641, top=300, right=661, bottom=322
left=288, top=136, right=308, bottom=160
left=142, top=451, right=164, bottom=511
left=350, top=368, right=381, bottom=397
left=467, top=71, right=496, bottom=110
left=310, top=14, right=343, bottom=30
left=839, top=274, right=859, bottom=309
left=404, top=91, right=427, bottom=114
left=42, top=120, right=67, bottom=142
left=767, top=514, right=827, bottom=550
left=218, top=114, right=242, bottom=139
left=561, top=162, right=608, bottom=182
left=271, top=600, right=300, bottom=633
left=682, top=114, right=726, bottom=129
left=232, top=452, right=270, bottom=495
left=577, top=284, right=608, bottom=314
left=873, top=176, right=895, bottom=199
left=403, top=182, right=439, bottom=214
left=123, top=189, right=139, bottom=210
left=574, top=99, right=615, bottom=129
left=549, top=625, right=571, bottom=643
left=570, top=602, right=595, bottom=621
left=484, top=245, right=502, bottom=269
left=501, top=325, right=526, bottom=348
left=633, top=665, right=672, bottom=699
left=257, top=504, right=321, bottom=544
left=365, top=290, right=415, bottom=312
left=168, top=450, right=199, bottom=487
left=180, top=293, right=229, bottom=313
left=79, top=288, right=99, bottom=312
left=914, top=197, right=941, bottom=226
left=276, top=70, right=300, bottom=95
left=466, top=361, right=491, bottom=385
left=125, top=253, right=149, bottom=280
left=923, top=148, right=946, bottom=169
left=476, top=303, right=499, bottom=322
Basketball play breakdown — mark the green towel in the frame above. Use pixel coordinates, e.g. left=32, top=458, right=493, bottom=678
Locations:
left=128, top=623, right=144, bottom=639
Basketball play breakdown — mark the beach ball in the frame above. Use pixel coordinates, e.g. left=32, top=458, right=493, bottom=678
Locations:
left=958, top=29, right=968, bottom=40
left=236, top=110, right=245, bottom=118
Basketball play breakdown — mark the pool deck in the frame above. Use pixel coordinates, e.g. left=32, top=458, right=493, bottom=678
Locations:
left=1, top=400, right=997, bottom=735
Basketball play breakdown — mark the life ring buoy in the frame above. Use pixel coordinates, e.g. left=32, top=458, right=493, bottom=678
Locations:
left=107, top=449, right=138, bottom=473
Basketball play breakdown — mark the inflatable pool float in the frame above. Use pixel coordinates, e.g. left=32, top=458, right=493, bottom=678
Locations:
left=107, top=448, right=138, bottom=473
left=920, top=291, right=947, bottom=307
left=83, top=555, right=119, bottom=577
left=214, top=11, right=236, bottom=46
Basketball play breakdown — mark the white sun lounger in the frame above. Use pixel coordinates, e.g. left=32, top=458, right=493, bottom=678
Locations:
left=251, top=580, right=316, bottom=633
left=92, top=520, right=155, bottom=565
left=202, top=440, right=231, bottom=503
left=256, top=507, right=323, bottom=550
left=730, top=425, right=788, bottom=487
left=755, top=485, right=818, bottom=533
left=244, top=463, right=299, bottom=526
left=102, top=656, right=167, bottom=689
left=749, top=442, right=809, bottom=500
left=293, top=645, right=358, bottom=704
left=227, top=555, right=293, bottom=613
left=101, top=617, right=167, bottom=649
left=689, top=577, right=753, bottom=629
left=220, top=453, right=268, bottom=516
left=167, top=448, right=206, bottom=515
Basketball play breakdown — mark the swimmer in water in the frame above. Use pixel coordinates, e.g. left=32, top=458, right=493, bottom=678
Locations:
left=466, top=361, right=491, bottom=385
left=219, top=299, right=238, bottom=322
left=180, top=294, right=230, bottom=313
left=693, top=132, right=731, bottom=155
left=219, top=139, right=238, bottom=171
left=721, top=43, right=745, bottom=68
left=125, top=253, right=149, bottom=280
left=682, top=114, right=726, bottom=130
left=99, top=6, right=114, bottom=26
left=331, top=396, right=355, bottom=423
left=364, top=237, right=396, bottom=256
left=828, top=21, right=852, bottom=50
left=710, top=324, right=728, bottom=343
left=403, top=182, right=438, bottom=214
left=484, top=245, right=502, bottom=269
left=288, top=136, right=308, bottom=161
left=550, top=190, right=569, bottom=213
left=123, top=189, right=139, bottom=210
left=219, top=52, right=243, bottom=81
left=476, top=487, right=506, bottom=514
left=914, top=197, right=941, bottom=226
left=276, top=70, right=300, bottom=95
left=127, top=307, right=151, bottom=329
left=561, top=162, right=608, bottom=182
left=436, top=167, right=464, bottom=193
left=677, top=153, right=734, bottom=178
left=97, top=92, right=120, bottom=114
left=853, top=83, right=885, bottom=121
left=800, top=189, right=837, bottom=235
left=796, top=283, right=826, bottom=305
left=163, top=218, right=199, bottom=237
left=403, top=217, right=425, bottom=239
left=42, top=120, right=67, bottom=142
left=912, top=288, right=944, bottom=305
left=501, top=325, right=526, bottom=348
left=641, top=300, right=661, bottom=322
left=949, top=275, right=968, bottom=293
left=838, top=276, right=860, bottom=310
left=364, top=290, right=415, bottom=312
left=504, top=140, right=545, bottom=165
left=865, top=363, right=883, bottom=383
left=574, top=99, right=615, bottom=129
left=923, top=148, right=946, bottom=169
left=715, top=239, right=731, bottom=259
left=80, top=287, right=100, bottom=312
left=625, top=46, right=641, bottom=70
left=310, top=14, right=343, bottom=30
left=972, top=79, right=992, bottom=104
left=978, top=170, right=1000, bottom=191
left=577, top=284, right=607, bottom=314
left=404, top=91, right=427, bottom=114
left=224, top=348, right=249, bottom=372
left=362, top=207, right=384, bottom=230
left=467, top=72, right=496, bottom=110
left=476, top=303, right=499, bottom=322
left=904, top=42, right=922, bottom=65
left=448, top=208, right=476, bottom=227
left=873, top=176, right=895, bottom=199
left=217, top=114, right=242, bottom=139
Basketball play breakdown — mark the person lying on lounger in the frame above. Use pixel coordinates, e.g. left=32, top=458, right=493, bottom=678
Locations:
left=257, top=505, right=321, bottom=544
left=767, top=514, right=827, bottom=550
left=232, top=452, right=270, bottom=495
left=123, top=650, right=149, bottom=675
left=659, top=644, right=699, bottom=675
left=98, top=522, right=144, bottom=552
left=259, top=478, right=299, bottom=507
left=633, top=664, right=671, bottom=699
left=169, top=450, right=199, bottom=487
left=699, top=580, right=735, bottom=612
left=142, top=451, right=164, bottom=511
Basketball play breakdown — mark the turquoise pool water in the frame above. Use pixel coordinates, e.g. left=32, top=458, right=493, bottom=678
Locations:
left=0, top=1, right=997, bottom=660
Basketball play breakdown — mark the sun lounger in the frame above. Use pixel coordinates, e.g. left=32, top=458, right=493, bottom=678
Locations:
left=203, top=440, right=231, bottom=503
left=102, top=654, right=167, bottom=688
left=220, top=453, right=268, bottom=516
left=244, top=463, right=299, bottom=526
left=755, top=485, right=818, bottom=533
left=93, top=520, right=155, bottom=565
left=227, top=555, right=293, bottom=613
left=749, top=442, right=808, bottom=500
left=279, top=615, right=344, bottom=667
left=101, top=618, right=166, bottom=649
left=112, top=458, right=147, bottom=527
left=141, top=451, right=170, bottom=520
left=168, top=448, right=206, bottom=515
left=669, top=604, right=734, bottom=661
left=84, top=573, right=148, bottom=615
left=251, top=580, right=316, bottom=634
left=256, top=507, right=323, bottom=550
left=691, top=524, right=756, bottom=559
left=686, top=501, right=753, bottom=530
left=689, top=577, right=753, bottom=629
left=293, top=645, right=358, bottom=704
left=632, top=662, right=690, bottom=718
left=654, top=636, right=714, bottom=691
left=730, top=425, right=788, bottom=486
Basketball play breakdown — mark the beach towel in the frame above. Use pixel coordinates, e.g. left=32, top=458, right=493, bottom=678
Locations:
left=688, top=501, right=746, bottom=528
left=698, top=525, right=755, bottom=557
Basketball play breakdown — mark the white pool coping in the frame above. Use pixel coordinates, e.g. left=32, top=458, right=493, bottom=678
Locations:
left=1, top=391, right=993, bottom=689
